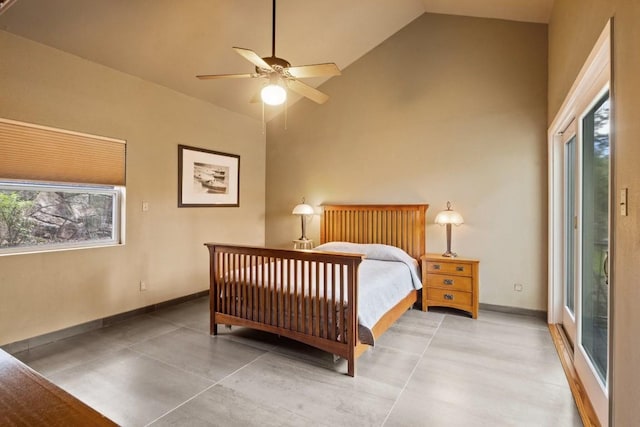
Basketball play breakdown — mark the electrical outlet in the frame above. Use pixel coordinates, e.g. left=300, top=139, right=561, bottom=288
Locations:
left=142, top=201, right=149, bottom=212
left=514, top=283, right=524, bottom=292
left=140, top=280, right=147, bottom=291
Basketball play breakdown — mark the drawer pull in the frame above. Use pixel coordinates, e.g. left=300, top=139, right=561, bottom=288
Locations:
left=456, top=266, right=465, bottom=272
left=444, top=293, right=454, bottom=300
left=443, top=279, right=454, bottom=285
left=433, top=264, right=441, bottom=270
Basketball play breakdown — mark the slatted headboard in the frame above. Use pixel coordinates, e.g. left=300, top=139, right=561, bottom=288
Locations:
left=320, top=204, right=428, bottom=260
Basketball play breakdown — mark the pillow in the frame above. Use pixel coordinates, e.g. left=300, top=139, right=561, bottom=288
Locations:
left=315, top=242, right=422, bottom=288
left=315, top=242, right=414, bottom=264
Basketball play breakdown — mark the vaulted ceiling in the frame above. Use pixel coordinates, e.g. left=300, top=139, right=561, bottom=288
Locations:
left=0, top=0, right=553, bottom=121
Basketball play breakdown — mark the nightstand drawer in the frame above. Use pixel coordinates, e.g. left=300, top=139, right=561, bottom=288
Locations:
left=427, top=288, right=472, bottom=306
left=424, top=261, right=472, bottom=277
left=426, top=275, right=472, bottom=292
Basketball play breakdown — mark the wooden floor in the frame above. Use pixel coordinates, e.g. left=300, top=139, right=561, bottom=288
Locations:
left=549, top=324, right=600, bottom=426
left=6, top=297, right=582, bottom=426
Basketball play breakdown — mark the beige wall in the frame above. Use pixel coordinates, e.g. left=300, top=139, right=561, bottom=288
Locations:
left=549, top=1, right=640, bottom=424
left=265, top=14, right=548, bottom=311
left=0, top=31, right=265, bottom=345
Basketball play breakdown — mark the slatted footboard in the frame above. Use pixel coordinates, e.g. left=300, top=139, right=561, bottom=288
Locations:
left=205, top=244, right=364, bottom=376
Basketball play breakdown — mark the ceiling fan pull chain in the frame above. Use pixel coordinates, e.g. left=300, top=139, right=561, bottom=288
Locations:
left=262, top=100, right=266, bottom=134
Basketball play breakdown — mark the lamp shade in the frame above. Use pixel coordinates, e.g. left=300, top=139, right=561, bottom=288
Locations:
left=434, top=202, right=464, bottom=225
left=292, top=203, right=314, bottom=215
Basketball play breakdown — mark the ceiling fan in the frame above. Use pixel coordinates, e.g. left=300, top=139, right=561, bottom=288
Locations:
left=196, top=0, right=340, bottom=106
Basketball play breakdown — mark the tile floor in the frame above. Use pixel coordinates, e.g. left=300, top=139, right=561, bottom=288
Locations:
left=11, top=297, right=582, bottom=426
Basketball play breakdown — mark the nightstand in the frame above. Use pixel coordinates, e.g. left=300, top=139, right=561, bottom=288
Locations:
left=293, top=239, right=313, bottom=250
left=421, top=254, right=479, bottom=318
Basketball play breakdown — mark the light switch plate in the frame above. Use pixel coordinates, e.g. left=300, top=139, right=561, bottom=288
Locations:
left=620, top=188, right=628, bottom=216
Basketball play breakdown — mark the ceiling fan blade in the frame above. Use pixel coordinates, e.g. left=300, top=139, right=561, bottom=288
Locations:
left=233, top=47, right=273, bottom=71
left=287, top=79, right=329, bottom=104
left=286, top=63, right=341, bottom=79
left=196, top=73, right=258, bottom=80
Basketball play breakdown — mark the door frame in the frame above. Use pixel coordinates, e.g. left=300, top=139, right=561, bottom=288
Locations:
left=561, top=121, right=577, bottom=346
left=548, top=19, right=612, bottom=427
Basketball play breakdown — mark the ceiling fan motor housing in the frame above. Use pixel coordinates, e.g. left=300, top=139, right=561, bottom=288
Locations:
left=258, top=56, right=291, bottom=73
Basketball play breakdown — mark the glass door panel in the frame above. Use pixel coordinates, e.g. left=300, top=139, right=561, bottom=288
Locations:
left=580, top=93, right=609, bottom=385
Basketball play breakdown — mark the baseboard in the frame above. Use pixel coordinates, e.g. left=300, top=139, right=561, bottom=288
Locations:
left=479, top=303, right=547, bottom=320
left=2, top=290, right=209, bottom=355
left=102, top=290, right=209, bottom=326
left=548, top=324, right=600, bottom=427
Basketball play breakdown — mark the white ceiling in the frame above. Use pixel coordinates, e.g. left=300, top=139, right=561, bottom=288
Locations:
left=0, top=0, right=553, bottom=121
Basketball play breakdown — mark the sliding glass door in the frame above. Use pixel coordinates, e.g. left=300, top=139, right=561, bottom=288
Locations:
left=550, top=21, right=610, bottom=426
left=562, top=90, right=610, bottom=424
left=579, top=93, right=610, bottom=387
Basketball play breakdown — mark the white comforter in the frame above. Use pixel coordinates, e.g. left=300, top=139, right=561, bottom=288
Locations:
left=221, top=242, right=421, bottom=345
left=315, top=242, right=422, bottom=344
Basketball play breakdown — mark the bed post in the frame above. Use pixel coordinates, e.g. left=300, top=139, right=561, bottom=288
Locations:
left=208, top=244, right=218, bottom=336
left=347, top=258, right=359, bottom=377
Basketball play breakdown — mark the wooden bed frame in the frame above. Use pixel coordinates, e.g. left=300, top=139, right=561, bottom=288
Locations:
left=205, top=204, right=427, bottom=376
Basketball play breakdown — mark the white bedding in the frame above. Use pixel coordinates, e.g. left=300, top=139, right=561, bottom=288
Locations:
left=220, top=242, right=421, bottom=345
left=315, top=242, right=421, bottom=344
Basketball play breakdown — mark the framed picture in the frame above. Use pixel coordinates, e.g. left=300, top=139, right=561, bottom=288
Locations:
left=178, top=144, right=240, bottom=207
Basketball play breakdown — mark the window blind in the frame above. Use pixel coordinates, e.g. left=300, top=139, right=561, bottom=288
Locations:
left=0, top=118, right=126, bottom=186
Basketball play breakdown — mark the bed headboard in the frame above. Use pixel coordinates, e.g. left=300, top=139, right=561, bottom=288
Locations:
left=320, top=204, right=428, bottom=260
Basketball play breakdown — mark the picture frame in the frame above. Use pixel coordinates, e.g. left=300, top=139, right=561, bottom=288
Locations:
left=178, top=144, right=240, bottom=207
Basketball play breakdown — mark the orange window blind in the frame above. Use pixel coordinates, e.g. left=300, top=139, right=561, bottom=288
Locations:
left=0, top=118, right=126, bottom=186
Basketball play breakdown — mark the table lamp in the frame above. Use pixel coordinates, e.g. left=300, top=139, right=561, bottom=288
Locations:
left=434, top=201, right=464, bottom=257
left=292, top=198, right=314, bottom=241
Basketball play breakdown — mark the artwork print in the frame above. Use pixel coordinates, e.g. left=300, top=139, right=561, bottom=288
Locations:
left=178, top=145, right=240, bottom=207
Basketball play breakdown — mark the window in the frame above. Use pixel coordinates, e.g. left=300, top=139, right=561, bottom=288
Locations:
left=0, top=182, right=122, bottom=254
left=0, top=118, right=126, bottom=255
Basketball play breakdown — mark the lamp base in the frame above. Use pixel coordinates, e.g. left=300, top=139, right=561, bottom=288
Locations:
left=298, top=215, right=309, bottom=242
left=442, top=224, right=458, bottom=257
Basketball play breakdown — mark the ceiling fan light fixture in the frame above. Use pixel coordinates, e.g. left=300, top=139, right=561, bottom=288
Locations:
left=261, top=82, right=287, bottom=106
left=197, top=0, right=339, bottom=108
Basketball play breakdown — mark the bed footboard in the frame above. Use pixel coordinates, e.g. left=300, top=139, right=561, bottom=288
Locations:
left=205, top=244, right=364, bottom=376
